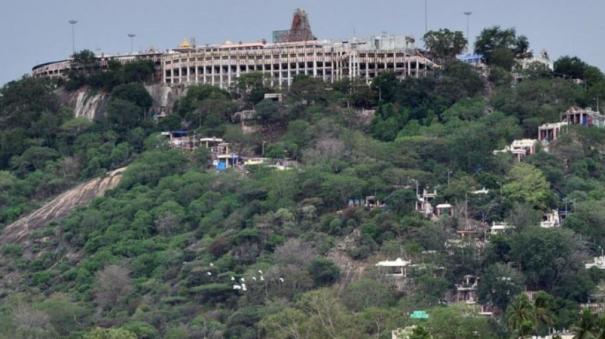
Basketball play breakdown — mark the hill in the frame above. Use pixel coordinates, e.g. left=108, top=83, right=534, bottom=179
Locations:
left=2, top=27, right=605, bottom=339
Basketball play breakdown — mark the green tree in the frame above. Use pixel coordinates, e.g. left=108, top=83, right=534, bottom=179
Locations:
left=491, top=77, right=582, bottom=135
left=260, top=308, right=309, bottom=339
left=234, top=72, right=268, bottom=105
left=106, top=98, right=144, bottom=131
left=308, top=258, right=341, bottom=286
left=509, top=227, right=583, bottom=291
left=357, top=307, right=402, bottom=339
left=475, top=26, right=529, bottom=65
left=554, top=56, right=603, bottom=85
left=0, top=77, right=59, bottom=130
left=35, top=294, right=88, bottom=337
left=564, top=199, right=605, bottom=245
left=490, top=48, right=516, bottom=70
left=333, top=79, right=377, bottom=108
left=111, top=83, right=153, bottom=111
left=596, top=315, right=605, bottom=339
left=84, top=327, right=137, bottom=339
left=572, top=310, right=597, bottom=339
left=426, top=304, right=497, bottom=339
left=442, top=97, right=486, bottom=122
left=410, top=325, right=433, bottom=339
left=502, top=163, right=551, bottom=210
left=289, top=75, right=328, bottom=105
left=261, top=289, right=362, bottom=339
left=121, top=60, right=156, bottom=83
left=385, top=189, right=417, bottom=215
left=255, top=99, right=285, bottom=124
left=189, top=97, right=236, bottom=131
left=120, top=149, right=187, bottom=188
left=533, top=291, right=556, bottom=334
left=10, top=146, right=60, bottom=176
left=342, top=278, right=394, bottom=311
left=372, top=72, right=399, bottom=103
left=371, top=103, right=409, bottom=141
left=478, top=263, right=524, bottom=311
left=423, top=29, right=467, bottom=61
left=436, top=61, right=484, bottom=103
left=297, top=289, right=361, bottom=338
left=506, top=294, right=537, bottom=338
left=72, top=49, right=97, bottom=67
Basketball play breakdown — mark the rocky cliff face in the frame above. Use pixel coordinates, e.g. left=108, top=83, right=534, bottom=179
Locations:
left=55, top=87, right=109, bottom=120
left=56, top=84, right=185, bottom=121
left=0, top=167, right=126, bottom=244
left=73, top=90, right=109, bottom=120
left=145, top=83, right=185, bottom=116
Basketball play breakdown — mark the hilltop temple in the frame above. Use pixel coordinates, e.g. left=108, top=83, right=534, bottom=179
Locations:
left=32, top=9, right=437, bottom=89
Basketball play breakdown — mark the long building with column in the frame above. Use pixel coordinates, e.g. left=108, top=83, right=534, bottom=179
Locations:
left=31, top=51, right=164, bottom=79
left=162, top=34, right=436, bottom=89
left=32, top=9, right=437, bottom=89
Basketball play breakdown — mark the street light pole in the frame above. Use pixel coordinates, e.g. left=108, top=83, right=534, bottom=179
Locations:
left=424, top=0, right=428, bottom=34
left=68, top=20, right=78, bottom=56
left=128, top=33, right=136, bottom=54
left=464, top=12, right=472, bottom=51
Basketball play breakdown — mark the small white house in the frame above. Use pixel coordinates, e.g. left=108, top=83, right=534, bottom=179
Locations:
left=376, top=258, right=411, bottom=278
left=586, top=256, right=605, bottom=270
left=540, top=210, right=560, bottom=228
left=490, top=222, right=514, bottom=235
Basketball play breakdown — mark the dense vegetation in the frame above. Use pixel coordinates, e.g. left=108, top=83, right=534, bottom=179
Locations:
left=2, top=26, right=605, bottom=338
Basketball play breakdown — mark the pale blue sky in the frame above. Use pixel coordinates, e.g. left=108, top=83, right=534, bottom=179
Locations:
left=1, top=0, right=603, bottom=85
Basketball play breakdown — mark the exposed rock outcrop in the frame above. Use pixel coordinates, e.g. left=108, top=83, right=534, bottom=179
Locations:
left=145, top=83, right=185, bottom=116
left=0, top=167, right=126, bottom=244
left=55, top=87, right=109, bottom=120
left=55, top=84, right=185, bottom=120
left=73, top=90, right=109, bottom=120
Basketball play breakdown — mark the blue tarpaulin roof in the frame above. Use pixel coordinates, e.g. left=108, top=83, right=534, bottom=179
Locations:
left=457, top=53, right=483, bottom=63
left=171, top=130, right=189, bottom=137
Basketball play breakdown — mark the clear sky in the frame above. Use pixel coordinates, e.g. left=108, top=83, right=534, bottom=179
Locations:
left=1, top=0, right=603, bottom=86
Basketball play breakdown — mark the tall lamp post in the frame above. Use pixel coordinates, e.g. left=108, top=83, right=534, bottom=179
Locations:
left=424, top=0, right=429, bottom=34
left=68, top=20, right=78, bottom=56
left=463, top=12, right=472, bottom=51
left=128, top=33, right=136, bottom=54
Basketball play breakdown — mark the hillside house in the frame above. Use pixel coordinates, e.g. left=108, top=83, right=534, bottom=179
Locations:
left=538, top=122, right=568, bottom=143
left=436, top=203, right=453, bottom=217
left=493, top=139, right=538, bottom=161
left=264, top=93, right=283, bottom=102
left=375, top=258, right=411, bottom=278
left=563, top=106, right=605, bottom=128
left=364, top=196, right=385, bottom=209
left=455, top=275, right=479, bottom=304
left=518, top=50, right=554, bottom=71
left=510, top=139, right=538, bottom=160
left=540, top=210, right=560, bottom=228
left=199, top=137, right=243, bottom=170
left=586, top=256, right=605, bottom=270
left=232, top=109, right=256, bottom=123
left=416, top=189, right=437, bottom=217
left=216, top=154, right=241, bottom=170
left=161, top=131, right=199, bottom=150
left=580, top=303, right=605, bottom=314
left=490, top=222, right=514, bottom=235
left=200, top=137, right=224, bottom=149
